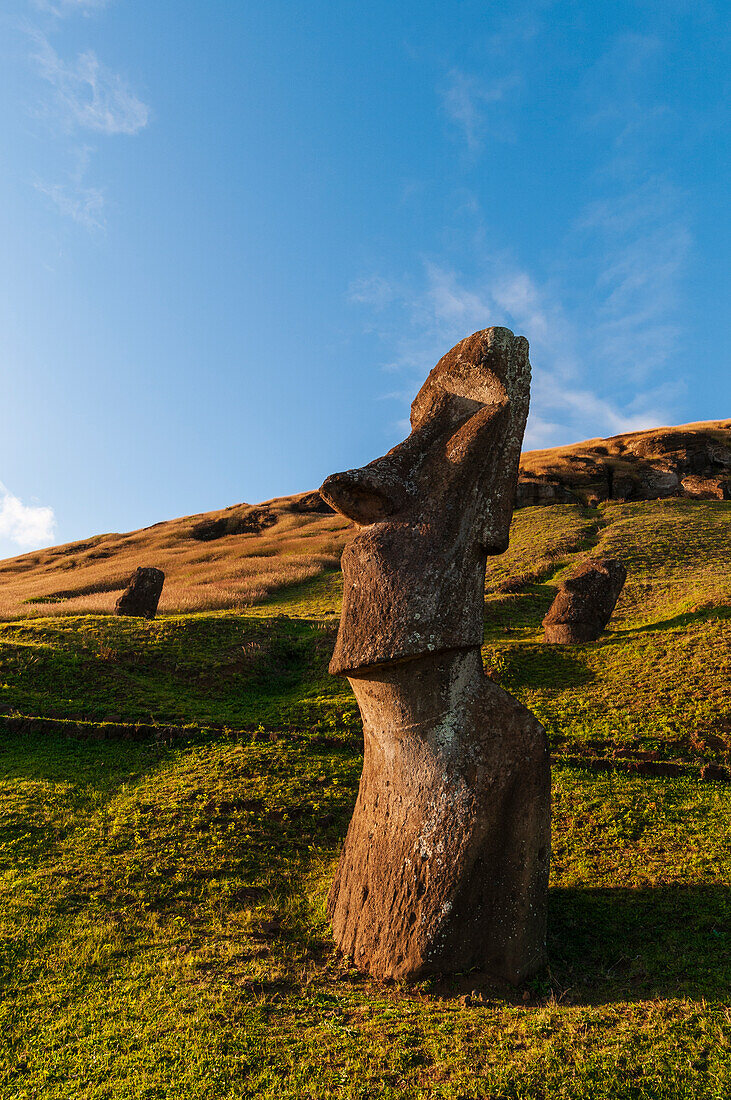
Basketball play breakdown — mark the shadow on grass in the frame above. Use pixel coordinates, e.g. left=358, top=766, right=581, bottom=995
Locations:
left=256, top=570, right=344, bottom=618
left=500, top=644, right=595, bottom=690
left=548, top=883, right=731, bottom=1003
left=0, top=731, right=170, bottom=792
left=484, top=583, right=559, bottom=636
left=611, top=604, right=731, bottom=636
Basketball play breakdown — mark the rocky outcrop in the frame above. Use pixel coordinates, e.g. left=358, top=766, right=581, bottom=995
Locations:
left=190, top=507, right=277, bottom=541
left=543, top=558, right=627, bottom=643
left=681, top=475, right=730, bottom=500
left=517, top=421, right=731, bottom=507
left=115, top=567, right=165, bottom=619
left=287, top=491, right=335, bottom=514
left=321, top=327, right=550, bottom=984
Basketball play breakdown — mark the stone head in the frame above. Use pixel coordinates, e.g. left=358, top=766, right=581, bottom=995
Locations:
left=320, top=327, right=530, bottom=675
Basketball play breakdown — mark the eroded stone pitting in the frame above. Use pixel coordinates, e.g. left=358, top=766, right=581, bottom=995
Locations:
left=320, top=327, right=551, bottom=983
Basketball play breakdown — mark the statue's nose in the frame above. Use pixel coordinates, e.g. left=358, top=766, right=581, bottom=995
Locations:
left=320, top=457, right=408, bottom=525
left=320, top=397, right=463, bottom=525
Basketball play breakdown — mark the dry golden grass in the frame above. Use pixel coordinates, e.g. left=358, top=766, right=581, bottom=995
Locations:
left=0, top=492, right=353, bottom=620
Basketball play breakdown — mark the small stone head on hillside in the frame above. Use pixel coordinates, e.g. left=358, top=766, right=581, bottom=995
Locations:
left=320, top=327, right=531, bottom=675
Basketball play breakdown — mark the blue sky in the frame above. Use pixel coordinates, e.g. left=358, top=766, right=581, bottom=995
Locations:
left=0, top=0, right=728, bottom=556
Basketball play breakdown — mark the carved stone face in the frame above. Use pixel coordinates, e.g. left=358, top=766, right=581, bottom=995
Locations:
left=320, top=327, right=530, bottom=675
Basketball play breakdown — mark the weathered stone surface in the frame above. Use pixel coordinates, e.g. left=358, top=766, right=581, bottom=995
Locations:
left=115, top=567, right=165, bottom=619
left=609, top=473, right=636, bottom=501
left=543, top=558, right=626, bottom=644
left=637, top=465, right=680, bottom=498
left=320, top=327, right=550, bottom=984
left=323, top=328, right=532, bottom=674
left=625, top=430, right=731, bottom=474
left=515, top=477, right=577, bottom=507
left=681, top=475, right=730, bottom=500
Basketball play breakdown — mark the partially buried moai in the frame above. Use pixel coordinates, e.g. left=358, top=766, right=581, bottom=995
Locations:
left=115, top=567, right=165, bottom=619
left=543, top=558, right=626, bottom=643
left=319, top=327, right=550, bottom=984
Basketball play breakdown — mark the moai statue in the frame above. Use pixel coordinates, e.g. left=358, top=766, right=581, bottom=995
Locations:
left=115, top=567, right=165, bottom=619
left=320, top=328, right=550, bottom=984
left=543, top=558, right=627, bottom=643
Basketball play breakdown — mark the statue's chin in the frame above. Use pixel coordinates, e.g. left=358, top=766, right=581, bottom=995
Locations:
left=329, top=524, right=489, bottom=677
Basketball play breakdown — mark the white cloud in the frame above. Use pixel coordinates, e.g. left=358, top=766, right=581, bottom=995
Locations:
left=0, top=483, right=56, bottom=551
left=35, top=178, right=106, bottom=230
left=32, top=35, right=149, bottom=135
left=368, top=22, right=693, bottom=447
left=439, top=12, right=539, bottom=151
left=26, top=23, right=149, bottom=231
left=348, top=156, right=692, bottom=447
left=348, top=276, right=396, bottom=310
left=580, top=33, right=665, bottom=139
left=578, top=179, right=691, bottom=384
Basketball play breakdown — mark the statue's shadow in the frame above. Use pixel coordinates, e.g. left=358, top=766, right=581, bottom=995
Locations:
left=501, top=644, right=596, bottom=690
left=547, top=884, right=731, bottom=1003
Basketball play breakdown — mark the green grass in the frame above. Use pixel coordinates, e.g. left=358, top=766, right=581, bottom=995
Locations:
left=2, top=733, right=730, bottom=1098
left=1, top=497, right=730, bottom=1096
left=0, top=612, right=355, bottom=730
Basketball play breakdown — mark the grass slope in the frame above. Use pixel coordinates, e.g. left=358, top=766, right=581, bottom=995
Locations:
left=0, top=494, right=351, bottom=620
left=0, top=497, right=730, bottom=1097
left=1, top=419, right=727, bottom=622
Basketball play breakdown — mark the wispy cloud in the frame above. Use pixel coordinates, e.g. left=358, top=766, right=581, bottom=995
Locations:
left=365, top=18, right=693, bottom=448
left=34, top=178, right=106, bottom=230
left=31, top=35, right=149, bottom=135
left=348, top=235, right=685, bottom=450
left=439, top=11, right=539, bottom=151
left=348, top=275, right=396, bottom=311
left=34, top=142, right=107, bottom=230
left=441, top=69, right=519, bottom=151
left=578, top=179, right=691, bottom=383
left=580, top=33, right=665, bottom=139
left=24, top=11, right=149, bottom=232
left=33, top=0, right=110, bottom=15
left=0, top=483, right=56, bottom=551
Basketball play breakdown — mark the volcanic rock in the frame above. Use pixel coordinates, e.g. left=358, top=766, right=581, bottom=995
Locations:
left=543, top=557, right=627, bottom=643
left=515, top=477, right=576, bottom=507
left=681, top=476, right=730, bottom=500
left=190, top=507, right=276, bottom=541
left=115, top=567, right=165, bottom=619
left=288, top=491, right=335, bottom=514
left=518, top=421, right=731, bottom=507
left=321, top=327, right=550, bottom=984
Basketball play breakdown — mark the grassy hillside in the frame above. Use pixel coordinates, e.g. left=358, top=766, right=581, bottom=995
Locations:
left=0, top=493, right=352, bottom=620
left=0, top=495, right=730, bottom=1096
left=518, top=418, right=731, bottom=506
left=1, top=419, right=727, bottom=621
